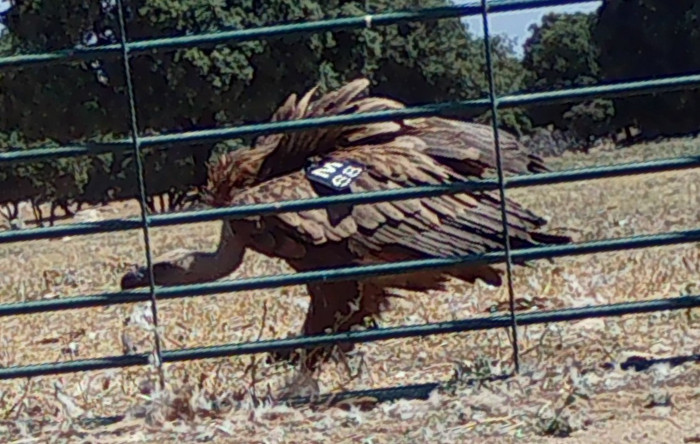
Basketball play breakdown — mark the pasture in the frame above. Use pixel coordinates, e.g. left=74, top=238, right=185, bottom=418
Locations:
left=0, top=137, right=699, bottom=442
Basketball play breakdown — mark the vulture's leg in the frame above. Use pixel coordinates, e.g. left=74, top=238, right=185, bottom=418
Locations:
left=270, top=280, right=386, bottom=370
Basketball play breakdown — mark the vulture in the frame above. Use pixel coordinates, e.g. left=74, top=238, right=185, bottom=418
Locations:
left=120, top=78, right=570, bottom=369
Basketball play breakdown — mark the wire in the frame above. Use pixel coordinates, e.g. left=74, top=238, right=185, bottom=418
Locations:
left=480, top=0, right=520, bottom=373
left=115, top=0, right=165, bottom=390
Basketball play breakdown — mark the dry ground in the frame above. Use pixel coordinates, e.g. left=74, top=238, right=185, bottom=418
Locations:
left=0, top=137, right=699, bottom=442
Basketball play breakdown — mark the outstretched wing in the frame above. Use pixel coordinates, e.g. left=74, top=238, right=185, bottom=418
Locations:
left=229, top=134, right=561, bottom=267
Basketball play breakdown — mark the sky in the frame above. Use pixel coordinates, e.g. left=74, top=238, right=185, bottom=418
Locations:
left=459, top=1, right=602, bottom=56
left=0, top=0, right=601, bottom=54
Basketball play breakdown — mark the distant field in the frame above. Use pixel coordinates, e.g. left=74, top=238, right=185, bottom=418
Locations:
left=0, top=138, right=699, bottom=442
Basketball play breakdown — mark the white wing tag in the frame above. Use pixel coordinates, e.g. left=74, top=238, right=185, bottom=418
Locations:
left=306, top=159, right=364, bottom=190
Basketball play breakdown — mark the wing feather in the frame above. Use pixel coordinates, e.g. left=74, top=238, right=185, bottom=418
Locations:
left=353, top=205, right=387, bottom=231
left=254, top=78, right=405, bottom=180
left=229, top=138, right=557, bottom=266
left=408, top=117, right=547, bottom=176
left=221, top=78, right=565, bottom=269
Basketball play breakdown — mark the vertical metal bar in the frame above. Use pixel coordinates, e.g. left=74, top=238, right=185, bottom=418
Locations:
left=479, top=0, right=520, bottom=373
left=115, top=0, right=165, bottom=388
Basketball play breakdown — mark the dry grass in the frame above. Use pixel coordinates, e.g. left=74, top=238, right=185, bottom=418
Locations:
left=0, top=137, right=699, bottom=443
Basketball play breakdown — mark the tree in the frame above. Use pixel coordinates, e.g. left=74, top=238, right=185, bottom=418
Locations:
left=594, top=0, right=700, bottom=139
left=0, top=132, right=90, bottom=225
left=2, top=0, right=529, bottom=136
left=469, top=34, right=533, bottom=137
left=0, top=0, right=529, bottom=217
left=522, top=11, right=613, bottom=142
left=523, top=13, right=600, bottom=92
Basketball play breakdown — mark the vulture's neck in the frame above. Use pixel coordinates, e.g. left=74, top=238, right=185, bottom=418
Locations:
left=184, top=221, right=246, bottom=283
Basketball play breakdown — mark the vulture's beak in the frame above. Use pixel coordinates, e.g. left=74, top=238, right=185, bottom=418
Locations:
left=120, top=266, right=150, bottom=290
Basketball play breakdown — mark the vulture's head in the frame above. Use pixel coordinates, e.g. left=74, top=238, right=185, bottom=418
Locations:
left=120, top=262, right=189, bottom=290
left=120, top=249, right=204, bottom=290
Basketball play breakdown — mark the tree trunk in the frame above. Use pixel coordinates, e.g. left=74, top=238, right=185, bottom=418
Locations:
left=31, top=200, right=45, bottom=227
left=624, top=125, right=633, bottom=141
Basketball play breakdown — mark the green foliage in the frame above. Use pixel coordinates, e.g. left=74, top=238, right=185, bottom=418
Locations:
left=562, top=98, right=614, bottom=141
left=523, top=12, right=600, bottom=91
left=472, top=35, right=533, bottom=137
left=0, top=0, right=530, bottom=219
left=594, top=0, right=700, bottom=139
left=0, top=133, right=40, bottom=208
left=0, top=132, right=89, bottom=226
left=522, top=11, right=613, bottom=142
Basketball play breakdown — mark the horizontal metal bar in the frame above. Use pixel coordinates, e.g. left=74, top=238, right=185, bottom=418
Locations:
left=498, top=73, right=700, bottom=107
left=1, top=228, right=698, bottom=318
left=0, top=219, right=144, bottom=243
left=125, top=73, right=700, bottom=148
left=1, top=155, right=697, bottom=244
left=0, top=144, right=121, bottom=163
left=3, top=71, right=700, bottom=165
left=164, top=295, right=700, bottom=361
left=0, top=0, right=596, bottom=71
left=0, top=93, right=483, bottom=162
left=289, top=350, right=700, bottom=406
left=1, top=293, right=697, bottom=380
left=0, top=354, right=151, bottom=379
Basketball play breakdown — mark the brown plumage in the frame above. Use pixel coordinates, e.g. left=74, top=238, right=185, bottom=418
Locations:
left=121, top=78, right=570, bottom=369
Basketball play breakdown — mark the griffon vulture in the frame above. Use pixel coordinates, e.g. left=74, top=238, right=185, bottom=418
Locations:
left=120, top=78, right=570, bottom=369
